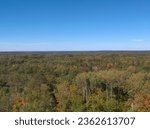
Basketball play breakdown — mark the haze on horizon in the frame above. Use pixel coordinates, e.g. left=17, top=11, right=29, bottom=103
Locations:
left=0, top=0, right=150, bottom=51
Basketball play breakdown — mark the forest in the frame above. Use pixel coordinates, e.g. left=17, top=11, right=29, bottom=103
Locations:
left=0, top=52, right=150, bottom=112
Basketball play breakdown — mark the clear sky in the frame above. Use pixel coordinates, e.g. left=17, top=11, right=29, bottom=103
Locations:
left=0, top=0, right=150, bottom=51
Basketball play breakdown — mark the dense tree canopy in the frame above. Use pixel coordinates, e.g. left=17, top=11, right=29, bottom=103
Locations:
left=0, top=52, right=150, bottom=111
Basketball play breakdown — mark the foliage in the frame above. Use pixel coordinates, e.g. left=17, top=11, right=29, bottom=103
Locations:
left=0, top=52, right=150, bottom=112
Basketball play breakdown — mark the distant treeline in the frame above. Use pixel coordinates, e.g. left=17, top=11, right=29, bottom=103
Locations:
left=0, top=50, right=150, bottom=55
left=0, top=52, right=150, bottom=111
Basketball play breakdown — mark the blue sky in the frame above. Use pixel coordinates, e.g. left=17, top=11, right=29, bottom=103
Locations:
left=0, top=0, right=150, bottom=51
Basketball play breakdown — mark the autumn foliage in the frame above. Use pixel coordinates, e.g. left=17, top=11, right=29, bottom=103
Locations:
left=0, top=52, right=150, bottom=112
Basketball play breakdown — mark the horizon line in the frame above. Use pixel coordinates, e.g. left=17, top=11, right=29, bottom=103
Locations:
left=0, top=50, right=150, bottom=52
